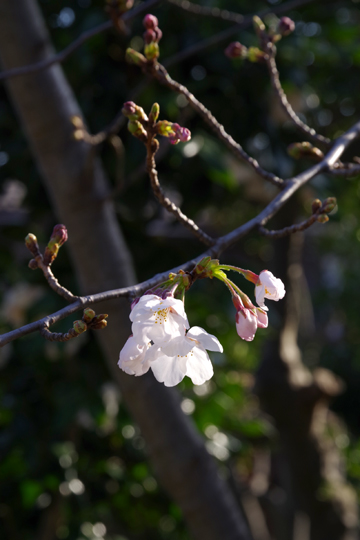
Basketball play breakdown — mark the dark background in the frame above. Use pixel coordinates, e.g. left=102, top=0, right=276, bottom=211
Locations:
left=1, top=0, right=360, bottom=538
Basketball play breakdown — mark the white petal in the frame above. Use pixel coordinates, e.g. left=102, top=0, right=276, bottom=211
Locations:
left=186, top=326, right=223, bottom=353
left=151, top=355, right=188, bottom=387
left=185, top=346, right=214, bottom=385
left=159, top=335, right=193, bottom=357
left=129, top=294, right=160, bottom=321
left=255, top=283, right=266, bottom=308
left=118, top=336, right=150, bottom=376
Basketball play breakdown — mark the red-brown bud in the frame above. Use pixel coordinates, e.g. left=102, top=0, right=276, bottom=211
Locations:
left=144, top=29, right=156, bottom=44
left=278, top=17, right=295, bottom=36
left=91, top=320, right=108, bottom=330
left=317, top=214, right=329, bottom=224
left=28, top=259, right=39, bottom=270
left=225, top=42, right=248, bottom=59
left=92, top=314, right=108, bottom=325
left=311, top=199, right=322, bottom=214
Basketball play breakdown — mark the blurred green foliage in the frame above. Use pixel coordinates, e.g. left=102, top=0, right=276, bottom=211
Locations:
left=1, top=0, right=360, bottom=538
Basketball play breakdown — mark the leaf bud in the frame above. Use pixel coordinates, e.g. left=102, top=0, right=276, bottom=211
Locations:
left=322, top=197, right=337, bottom=213
left=127, top=120, right=148, bottom=139
left=43, top=243, right=59, bottom=266
left=125, top=48, right=146, bottom=66
left=287, top=142, right=324, bottom=161
left=194, top=256, right=212, bottom=275
left=73, top=320, right=87, bottom=334
left=317, top=214, right=329, bottom=224
left=91, top=320, right=108, bottom=330
left=25, top=233, right=41, bottom=257
left=247, top=47, right=265, bottom=63
left=149, top=102, right=160, bottom=123
left=144, top=42, right=160, bottom=61
left=311, top=199, right=322, bottom=213
left=83, top=308, right=96, bottom=323
left=278, top=16, right=295, bottom=36
left=92, top=313, right=108, bottom=324
left=253, top=15, right=266, bottom=33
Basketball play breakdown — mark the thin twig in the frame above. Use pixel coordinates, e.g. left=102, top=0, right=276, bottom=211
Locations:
left=166, top=0, right=244, bottom=23
left=258, top=213, right=322, bottom=238
left=0, top=0, right=161, bottom=82
left=164, top=0, right=317, bottom=69
left=265, top=44, right=331, bottom=147
left=327, top=163, right=360, bottom=176
left=40, top=326, right=81, bottom=342
left=146, top=138, right=215, bottom=246
left=78, top=79, right=149, bottom=145
left=32, top=256, right=77, bottom=303
left=150, top=63, right=283, bottom=187
left=2, top=119, right=360, bottom=348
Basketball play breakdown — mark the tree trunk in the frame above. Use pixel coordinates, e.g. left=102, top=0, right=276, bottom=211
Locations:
left=256, top=220, right=358, bottom=540
left=0, top=1, right=251, bottom=538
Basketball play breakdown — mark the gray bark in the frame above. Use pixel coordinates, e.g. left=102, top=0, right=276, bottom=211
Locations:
left=0, top=1, right=251, bottom=538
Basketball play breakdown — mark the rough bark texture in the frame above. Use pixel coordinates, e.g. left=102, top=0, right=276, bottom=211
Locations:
left=0, top=1, right=251, bottom=538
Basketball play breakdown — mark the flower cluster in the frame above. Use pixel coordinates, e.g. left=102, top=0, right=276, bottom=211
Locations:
left=232, top=270, right=285, bottom=342
left=118, top=294, right=223, bottom=387
left=119, top=260, right=285, bottom=387
left=121, top=100, right=191, bottom=145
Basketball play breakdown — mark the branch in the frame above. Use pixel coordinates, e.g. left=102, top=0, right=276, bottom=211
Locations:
left=0, top=0, right=161, bottom=82
left=150, top=63, right=284, bottom=187
left=146, top=137, right=215, bottom=246
left=164, top=0, right=317, bottom=69
left=3, top=119, right=360, bottom=348
left=34, top=256, right=77, bottom=302
left=258, top=198, right=335, bottom=238
left=166, top=0, right=244, bottom=23
left=327, top=163, right=360, bottom=176
left=265, top=44, right=331, bottom=147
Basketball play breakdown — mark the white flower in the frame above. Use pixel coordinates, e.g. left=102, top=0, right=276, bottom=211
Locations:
left=130, top=294, right=189, bottom=346
left=150, top=326, right=223, bottom=387
left=255, top=270, right=285, bottom=310
left=118, top=335, right=151, bottom=376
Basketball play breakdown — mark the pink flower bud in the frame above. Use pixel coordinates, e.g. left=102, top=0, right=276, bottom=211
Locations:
left=233, top=294, right=268, bottom=341
left=174, top=124, right=191, bottom=143
left=278, top=16, right=295, bottom=36
left=154, top=27, right=162, bottom=43
left=225, top=42, right=248, bottom=59
left=143, top=14, right=158, bottom=29
left=122, top=101, right=137, bottom=117
left=51, top=224, right=68, bottom=246
left=144, top=29, right=156, bottom=44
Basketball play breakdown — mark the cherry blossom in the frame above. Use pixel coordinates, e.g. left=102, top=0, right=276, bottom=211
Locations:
left=233, top=293, right=268, bottom=342
left=150, top=326, right=223, bottom=387
left=130, top=294, right=189, bottom=346
left=255, top=270, right=285, bottom=310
